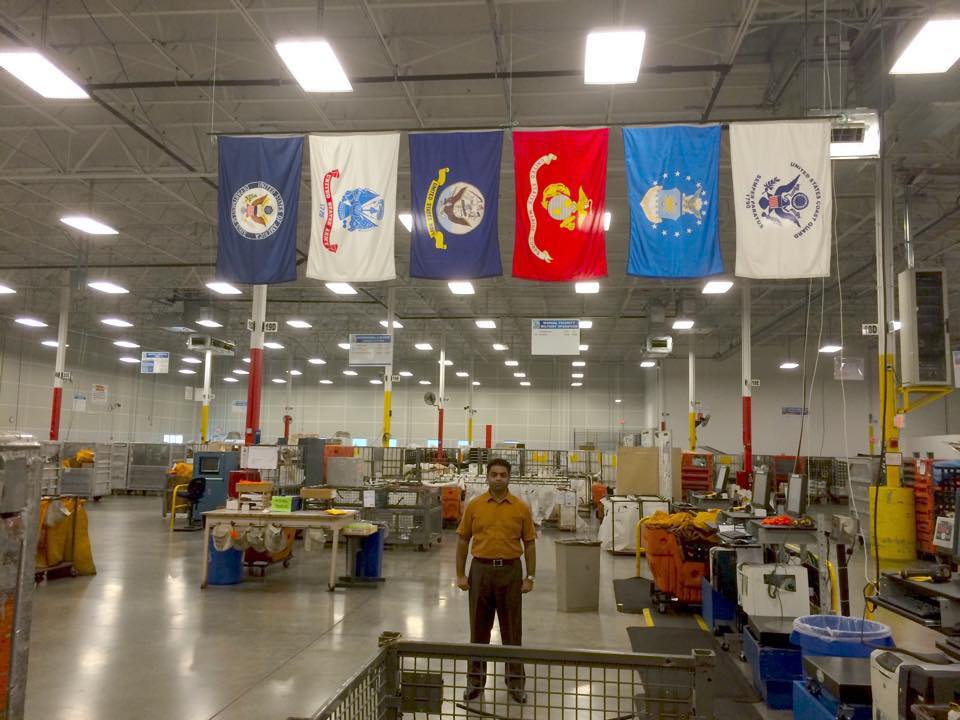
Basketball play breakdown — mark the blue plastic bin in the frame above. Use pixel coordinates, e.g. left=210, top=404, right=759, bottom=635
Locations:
left=207, top=535, right=244, bottom=585
left=353, top=527, right=386, bottom=579
left=790, top=615, right=893, bottom=658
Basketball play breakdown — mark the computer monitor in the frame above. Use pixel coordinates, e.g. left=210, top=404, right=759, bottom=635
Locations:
left=786, top=473, right=808, bottom=516
left=752, top=467, right=770, bottom=510
left=715, top=465, right=729, bottom=493
left=198, top=455, right=220, bottom=475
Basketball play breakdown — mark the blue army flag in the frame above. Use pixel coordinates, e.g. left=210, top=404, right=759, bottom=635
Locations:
left=623, top=125, right=723, bottom=278
left=216, top=136, right=304, bottom=284
left=409, top=130, right=503, bottom=279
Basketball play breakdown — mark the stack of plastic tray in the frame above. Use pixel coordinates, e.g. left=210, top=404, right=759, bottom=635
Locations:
left=914, top=458, right=937, bottom=556
left=680, top=452, right=713, bottom=500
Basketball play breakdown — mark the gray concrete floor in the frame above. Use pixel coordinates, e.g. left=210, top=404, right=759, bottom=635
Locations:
left=23, top=496, right=947, bottom=720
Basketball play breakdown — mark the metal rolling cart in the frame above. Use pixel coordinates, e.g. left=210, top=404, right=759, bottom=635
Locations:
left=39, top=441, right=61, bottom=495
left=293, top=634, right=716, bottom=720
left=367, top=484, right=442, bottom=551
left=59, top=442, right=112, bottom=499
left=127, top=442, right=185, bottom=493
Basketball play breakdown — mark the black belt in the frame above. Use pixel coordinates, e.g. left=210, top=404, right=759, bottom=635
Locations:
left=473, top=557, right=519, bottom=566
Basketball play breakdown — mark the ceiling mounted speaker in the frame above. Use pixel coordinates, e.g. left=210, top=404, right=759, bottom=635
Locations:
left=423, top=391, right=437, bottom=406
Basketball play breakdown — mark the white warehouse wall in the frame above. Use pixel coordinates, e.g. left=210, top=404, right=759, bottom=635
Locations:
left=2, top=325, right=958, bottom=454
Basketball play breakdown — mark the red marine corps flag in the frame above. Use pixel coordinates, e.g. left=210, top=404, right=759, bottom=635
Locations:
left=511, top=128, right=608, bottom=281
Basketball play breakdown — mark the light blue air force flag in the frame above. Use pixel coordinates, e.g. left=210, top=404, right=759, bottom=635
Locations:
left=623, top=125, right=723, bottom=278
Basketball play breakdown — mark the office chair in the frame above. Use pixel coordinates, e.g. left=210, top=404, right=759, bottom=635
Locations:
left=169, top=477, right=206, bottom=532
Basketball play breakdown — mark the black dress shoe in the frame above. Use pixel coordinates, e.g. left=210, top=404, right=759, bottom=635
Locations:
left=509, top=689, right=527, bottom=704
left=462, top=687, right=483, bottom=702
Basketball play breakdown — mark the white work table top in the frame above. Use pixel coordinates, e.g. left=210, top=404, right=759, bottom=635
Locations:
left=203, top=508, right=359, bottom=521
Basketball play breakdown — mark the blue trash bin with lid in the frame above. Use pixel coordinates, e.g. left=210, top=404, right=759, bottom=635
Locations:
left=207, top=534, right=244, bottom=585
left=353, top=523, right=387, bottom=579
left=790, top=615, right=893, bottom=658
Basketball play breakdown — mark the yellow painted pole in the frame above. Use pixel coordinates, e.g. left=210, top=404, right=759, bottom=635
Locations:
left=879, top=353, right=900, bottom=487
left=382, top=389, right=392, bottom=447
left=200, top=404, right=210, bottom=444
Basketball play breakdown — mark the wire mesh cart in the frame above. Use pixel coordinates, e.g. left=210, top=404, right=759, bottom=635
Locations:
left=367, top=485, right=442, bottom=551
left=292, top=635, right=717, bottom=719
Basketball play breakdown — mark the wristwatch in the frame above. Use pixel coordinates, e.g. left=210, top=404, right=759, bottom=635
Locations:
left=526, top=576, right=535, bottom=582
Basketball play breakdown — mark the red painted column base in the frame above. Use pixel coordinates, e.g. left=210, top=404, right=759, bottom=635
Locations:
left=49, top=387, right=63, bottom=441
left=245, top=347, right=264, bottom=445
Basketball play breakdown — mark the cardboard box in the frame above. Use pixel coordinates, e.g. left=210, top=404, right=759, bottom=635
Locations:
left=615, top=447, right=661, bottom=496
left=300, top=487, right=336, bottom=500
left=236, top=481, right=274, bottom=494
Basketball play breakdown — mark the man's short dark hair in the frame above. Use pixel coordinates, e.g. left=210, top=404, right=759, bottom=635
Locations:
left=487, top=458, right=511, bottom=475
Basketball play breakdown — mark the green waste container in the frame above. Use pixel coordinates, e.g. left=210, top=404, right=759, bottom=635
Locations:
left=555, top=539, right=601, bottom=612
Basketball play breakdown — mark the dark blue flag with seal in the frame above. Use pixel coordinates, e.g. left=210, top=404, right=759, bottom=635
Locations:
left=216, top=135, right=304, bottom=284
left=409, top=130, right=503, bottom=279
left=623, top=125, right=723, bottom=278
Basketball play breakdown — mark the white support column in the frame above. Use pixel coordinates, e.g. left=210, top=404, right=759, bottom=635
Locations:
left=200, top=349, right=213, bottom=443
left=49, top=280, right=70, bottom=440
left=688, top=348, right=696, bottom=451
left=741, top=279, right=753, bottom=475
left=437, top=346, right=446, bottom=449
left=383, top=288, right=395, bottom=446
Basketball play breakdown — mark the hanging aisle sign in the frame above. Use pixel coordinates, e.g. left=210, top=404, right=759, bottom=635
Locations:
left=531, top=319, right=580, bottom=355
left=140, top=351, right=170, bottom=374
left=348, top=334, right=393, bottom=366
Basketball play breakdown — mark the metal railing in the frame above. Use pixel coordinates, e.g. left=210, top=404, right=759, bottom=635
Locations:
left=294, top=635, right=716, bottom=720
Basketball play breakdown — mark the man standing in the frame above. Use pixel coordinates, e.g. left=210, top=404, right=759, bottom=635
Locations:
left=456, top=458, right=536, bottom=704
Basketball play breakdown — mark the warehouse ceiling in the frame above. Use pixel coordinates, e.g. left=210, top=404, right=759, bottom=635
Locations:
left=0, top=0, right=958, bottom=388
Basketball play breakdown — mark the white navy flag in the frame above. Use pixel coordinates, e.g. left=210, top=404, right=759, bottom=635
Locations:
left=731, top=120, right=832, bottom=279
left=306, top=133, right=399, bottom=282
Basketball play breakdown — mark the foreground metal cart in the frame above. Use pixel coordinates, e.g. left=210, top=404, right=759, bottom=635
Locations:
left=292, top=635, right=716, bottom=719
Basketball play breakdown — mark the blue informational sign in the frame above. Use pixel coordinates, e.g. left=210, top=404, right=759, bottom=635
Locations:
left=348, top=334, right=394, bottom=366
left=531, top=319, right=580, bottom=355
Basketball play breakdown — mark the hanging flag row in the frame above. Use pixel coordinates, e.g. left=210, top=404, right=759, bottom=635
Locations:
left=215, top=121, right=833, bottom=286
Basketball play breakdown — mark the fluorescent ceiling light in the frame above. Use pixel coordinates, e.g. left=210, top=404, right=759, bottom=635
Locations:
left=319, top=379, right=333, bottom=385
left=162, top=325, right=194, bottom=333
left=398, top=212, right=413, bottom=232
left=178, top=368, right=196, bottom=375
left=113, top=340, right=140, bottom=349
left=181, top=356, right=201, bottom=364
left=41, top=339, right=61, bottom=347
left=572, top=360, right=586, bottom=367
left=603, top=211, right=611, bottom=231
left=59, top=215, right=117, bottom=235
left=0, top=51, right=89, bottom=98
left=584, top=29, right=646, bottom=84
left=263, top=341, right=285, bottom=350
left=338, top=342, right=350, bottom=350
left=379, top=320, right=403, bottom=329
left=579, top=320, right=593, bottom=329
left=575, top=281, right=600, bottom=294
left=456, top=371, right=470, bottom=377
left=325, top=282, right=357, bottom=295
left=779, top=361, right=800, bottom=370
left=102, top=317, right=133, bottom=328
left=475, top=319, right=496, bottom=329
left=195, top=319, right=222, bottom=328
left=519, top=381, right=531, bottom=387
left=88, top=280, right=128, bottom=294
left=286, top=319, right=312, bottom=329
left=441, top=359, right=454, bottom=366
left=819, top=344, right=843, bottom=354
left=513, top=372, right=526, bottom=378
left=672, top=319, right=695, bottom=330
left=492, top=343, right=508, bottom=351
left=308, top=357, right=327, bottom=365
left=0, top=283, right=15, bottom=294
left=572, top=373, right=584, bottom=379
left=640, top=360, right=656, bottom=368
left=118, top=356, right=140, bottom=364
left=571, top=382, right=583, bottom=387
left=342, top=370, right=358, bottom=376
left=615, top=398, right=622, bottom=403
left=275, top=39, right=352, bottom=92
left=472, top=381, right=481, bottom=386
left=242, top=357, right=251, bottom=363
left=15, top=317, right=47, bottom=327
left=415, top=342, right=433, bottom=351
left=233, top=368, right=249, bottom=375
left=398, top=370, right=413, bottom=377
left=890, top=19, right=960, bottom=74
left=579, top=344, right=589, bottom=351
left=505, top=360, right=519, bottom=367
left=448, top=281, right=475, bottom=295
left=223, top=377, right=239, bottom=383
left=272, top=378, right=287, bottom=384
left=702, top=280, right=733, bottom=294
left=289, top=369, right=302, bottom=376
left=418, top=380, right=431, bottom=385
left=206, top=281, right=242, bottom=295
left=370, top=378, right=383, bottom=385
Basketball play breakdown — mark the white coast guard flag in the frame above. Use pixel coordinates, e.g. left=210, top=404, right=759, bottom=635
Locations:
left=306, top=133, right=399, bottom=282
left=731, top=120, right=832, bottom=279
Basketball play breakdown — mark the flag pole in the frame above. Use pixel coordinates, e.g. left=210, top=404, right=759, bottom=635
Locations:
left=49, top=277, right=70, bottom=440
left=245, top=284, right=267, bottom=445
left=383, top=288, right=395, bottom=447
left=741, top=279, right=753, bottom=480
